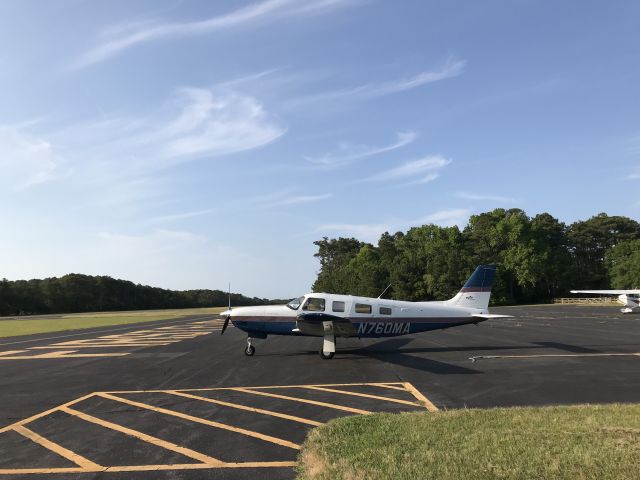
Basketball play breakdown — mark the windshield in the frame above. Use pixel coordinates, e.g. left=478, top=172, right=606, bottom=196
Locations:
left=286, top=296, right=304, bottom=310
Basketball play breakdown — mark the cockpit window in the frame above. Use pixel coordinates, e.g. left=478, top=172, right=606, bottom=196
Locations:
left=286, top=297, right=304, bottom=310
left=302, top=297, right=325, bottom=312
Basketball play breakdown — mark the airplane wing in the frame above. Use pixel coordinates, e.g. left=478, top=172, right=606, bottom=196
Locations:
left=295, top=312, right=357, bottom=336
left=472, top=314, right=513, bottom=319
left=570, top=290, right=640, bottom=295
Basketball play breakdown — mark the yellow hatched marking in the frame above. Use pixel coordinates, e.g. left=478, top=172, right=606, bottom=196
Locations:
left=0, top=351, right=130, bottom=359
left=0, top=350, right=28, bottom=357
left=166, top=390, right=322, bottom=426
left=403, top=382, right=438, bottom=412
left=60, top=406, right=224, bottom=465
left=232, top=388, right=372, bottom=415
left=13, top=425, right=103, bottom=470
left=0, top=392, right=96, bottom=434
left=29, top=344, right=168, bottom=349
left=302, top=386, right=422, bottom=407
left=97, top=393, right=300, bottom=450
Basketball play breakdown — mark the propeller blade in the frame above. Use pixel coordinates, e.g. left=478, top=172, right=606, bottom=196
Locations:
left=221, top=315, right=230, bottom=335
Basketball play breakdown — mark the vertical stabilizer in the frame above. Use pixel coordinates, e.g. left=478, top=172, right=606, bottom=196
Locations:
left=446, top=265, right=496, bottom=310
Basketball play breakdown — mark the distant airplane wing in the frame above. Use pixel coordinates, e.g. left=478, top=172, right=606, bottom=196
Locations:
left=570, top=290, right=640, bottom=295
left=472, top=314, right=513, bottom=319
left=295, top=312, right=358, bottom=336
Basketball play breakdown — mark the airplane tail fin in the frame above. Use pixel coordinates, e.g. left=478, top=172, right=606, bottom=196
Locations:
left=446, top=265, right=496, bottom=310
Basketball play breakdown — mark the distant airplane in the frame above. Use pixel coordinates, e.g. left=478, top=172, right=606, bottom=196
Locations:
left=570, top=289, right=640, bottom=314
left=220, top=265, right=511, bottom=359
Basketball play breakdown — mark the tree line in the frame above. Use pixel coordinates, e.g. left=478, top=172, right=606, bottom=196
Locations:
left=311, top=209, right=640, bottom=304
left=0, top=274, right=282, bottom=316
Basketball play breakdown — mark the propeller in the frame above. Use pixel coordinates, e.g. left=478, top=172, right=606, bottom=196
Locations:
left=221, top=282, right=231, bottom=335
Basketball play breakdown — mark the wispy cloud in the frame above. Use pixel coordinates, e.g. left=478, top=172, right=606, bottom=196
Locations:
left=364, top=155, right=451, bottom=184
left=316, top=207, right=471, bottom=242
left=13, top=87, right=283, bottom=180
left=455, top=191, right=517, bottom=204
left=305, top=131, right=417, bottom=166
left=0, top=127, right=61, bottom=190
left=289, top=57, right=465, bottom=107
left=147, top=209, right=215, bottom=224
left=627, top=167, right=640, bottom=180
left=263, top=192, right=333, bottom=208
left=417, top=208, right=471, bottom=227
left=74, top=0, right=359, bottom=68
left=317, top=223, right=390, bottom=241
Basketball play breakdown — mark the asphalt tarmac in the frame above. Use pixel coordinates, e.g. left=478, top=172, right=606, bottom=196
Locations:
left=1, top=305, right=639, bottom=479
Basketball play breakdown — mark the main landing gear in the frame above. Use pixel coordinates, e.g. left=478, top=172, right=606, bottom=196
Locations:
left=244, top=337, right=255, bottom=356
left=319, top=321, right=336, bottom=360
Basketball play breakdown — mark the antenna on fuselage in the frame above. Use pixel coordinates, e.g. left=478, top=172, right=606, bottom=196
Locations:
left=377, top=284, right=392, bottom=299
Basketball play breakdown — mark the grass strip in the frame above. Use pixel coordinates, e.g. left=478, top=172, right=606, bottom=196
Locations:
left=297, top=404, right=640, bottom=480
left=0, top=307, right=226, bottom=338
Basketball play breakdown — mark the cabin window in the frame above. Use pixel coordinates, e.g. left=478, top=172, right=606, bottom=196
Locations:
left=302, top=297, right=325, bottom=312
left=355, top=303, right=372, bottom=314
left=379, top=306, right=392, bottom=315
left=332, top=301, right=345, bottom=312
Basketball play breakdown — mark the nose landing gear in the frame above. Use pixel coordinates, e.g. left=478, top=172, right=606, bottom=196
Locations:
left=244, top=337, right=255, bottom=356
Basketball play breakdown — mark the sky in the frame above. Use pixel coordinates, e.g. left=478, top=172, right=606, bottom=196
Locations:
left=1, top=0, right=639, bottom=298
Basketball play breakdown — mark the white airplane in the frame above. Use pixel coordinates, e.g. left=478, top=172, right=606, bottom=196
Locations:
left=570, top=289, right=640, bottom=314
left=220, top=265, right=511, bottom=359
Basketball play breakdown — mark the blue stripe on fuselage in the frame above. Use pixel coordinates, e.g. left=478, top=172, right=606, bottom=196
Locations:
left=232, top=317, right=481, bottom=338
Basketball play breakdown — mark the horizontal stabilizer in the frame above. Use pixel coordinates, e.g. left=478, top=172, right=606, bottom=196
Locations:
left=472, top=314, right=513, bottom=319
left=571, top=290, right=640, bottom=295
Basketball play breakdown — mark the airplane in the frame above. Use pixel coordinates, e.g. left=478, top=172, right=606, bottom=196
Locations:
left=570, top=289, right=640, bottom=314
left=220, top=264, right=511, bottom=359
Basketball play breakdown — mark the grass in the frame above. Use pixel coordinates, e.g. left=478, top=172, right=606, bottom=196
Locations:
left=297, top=404, right=640, bottom=480
left=0, top=307, right=227, bottom=338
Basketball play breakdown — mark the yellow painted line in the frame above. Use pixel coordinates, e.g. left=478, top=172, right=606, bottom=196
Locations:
left=0, top=350, right=28, bottom=357
left=103, top=461, right=298, bottom=472
left=403, top=382, right=438, bottom=412
left=0, top=467, right=91, bottom=475
left=0, top=461, right=298, bottom=474
left=60, top=406, right=224, bottom=465
left=470, top=352, right=640, bottom=361
left=105, top=382, right=408, bottom=394
left=232, top=388, right=372, bottom=415
left=13, top=425, right=103, bottom=470
left=369, top=383, right=408, bottom=391
left=97, top=393, right=301, bottom=450
left=302, top=386, right=422, bottom=407
left=0, top=392, right=96, bottom=434
left=242, top=382, right=407, bottom=390
left=166, top=390, right=322, bottom=426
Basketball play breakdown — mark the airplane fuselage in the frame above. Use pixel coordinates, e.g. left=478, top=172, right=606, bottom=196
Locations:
left=229, top=292, right=488, bottom=339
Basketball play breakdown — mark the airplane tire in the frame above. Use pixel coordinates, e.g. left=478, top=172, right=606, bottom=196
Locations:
left=319, top=349, right=334, bottom=360
left=244, top=345, right=255, bottom=356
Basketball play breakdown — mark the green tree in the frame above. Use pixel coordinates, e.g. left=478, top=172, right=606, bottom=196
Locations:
left=389, top=224, right=466, bottom=301
left=312, top=237, right=366, bottom=293
left=605, top=239, right=640, bottom=289
left=567, top=213, right=640, bottom=289
left=530, top=213, right=572, bottom=299
left=463, top=209, right=544, bottom=303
